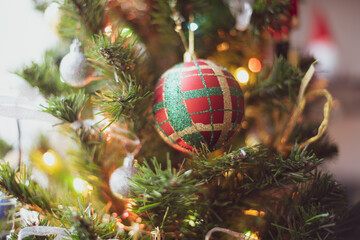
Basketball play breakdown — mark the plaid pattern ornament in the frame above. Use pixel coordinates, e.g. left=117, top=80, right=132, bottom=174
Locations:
left=152, top=60, right=244, bottom=152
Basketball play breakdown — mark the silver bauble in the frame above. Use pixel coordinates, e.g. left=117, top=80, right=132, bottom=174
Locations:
left=59, top=39, right=94, bottom=87
left=109, top=154, right=136, bottom=198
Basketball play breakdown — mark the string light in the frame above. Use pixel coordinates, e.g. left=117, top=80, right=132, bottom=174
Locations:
left=73, top=178, right=93, bottom=196
left=121, top=27, right=133, bottom=37
left=42, top=151, right=56, bottom=166
left=244, top=231, right=259, bottom=239
left=248, top=58, right=262, bottom=73
left=243, top=209, right=265, bottom=217
left=217, top=42, right=229, bottom=51
left=104, top=24, right=112, bottom=36
left=235, top=67, right=249, bottom=84
left=189, top=22, right=199, bottom=31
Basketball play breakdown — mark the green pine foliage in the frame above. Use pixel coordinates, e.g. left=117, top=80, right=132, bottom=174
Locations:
left=0, top=0, right=358, bottom=239
left=41, top=90, right=89, bottom=123
left=130, top=158, right=203, bottom=237
left=0, top=138, right=12, bottom=159
left=0, top=163, right=53, bottom=213
left=15, top=49, right=71, bottom=98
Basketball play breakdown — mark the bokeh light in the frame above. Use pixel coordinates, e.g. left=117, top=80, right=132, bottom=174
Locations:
left=248, top=57, right=262, bottom=73
left=42, top=151, right=56, bottom=166
left=235, top=67, right=249, bottom=84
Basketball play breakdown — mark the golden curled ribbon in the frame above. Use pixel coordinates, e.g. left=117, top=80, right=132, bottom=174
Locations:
left=281, top=62, right=333, bottom=149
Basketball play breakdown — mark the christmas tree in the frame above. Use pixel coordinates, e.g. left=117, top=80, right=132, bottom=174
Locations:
left=0, top=0, right=359, bottom=239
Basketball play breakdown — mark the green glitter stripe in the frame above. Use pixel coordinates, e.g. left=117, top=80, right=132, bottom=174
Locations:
left=194, top=60, right=214, bottom=146
left=189, top=109, right=244, bottom=115
left=158, top=119, right=169, bottom=125
left=164, top=71, right=193, bottom=132
left=182, top=132, right=205, bottom=149
left=230, top=87, right=244, bottom=97
left=153, top=102, right=165, bottom=112
left=182, top=87, right=222, bottom=100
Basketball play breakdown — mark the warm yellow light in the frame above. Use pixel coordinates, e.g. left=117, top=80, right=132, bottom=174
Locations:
left=248, top=58, right=262, bottom=73
left=73, top=177, right=93, bottom=196
left=245, top=231, right=259, bottom=239
left=104, top=24, right=112, bottom=36
left=42, top=151, right=56, bottom=166
left=243, top=209, right=265, bottom=217
left=73, top=178, right=86, bottom=193
left=244, top=209, right=259, bottom=216
left=217, top=42, right=229, bottom=51
left=235, top=67, right=249, bottom=84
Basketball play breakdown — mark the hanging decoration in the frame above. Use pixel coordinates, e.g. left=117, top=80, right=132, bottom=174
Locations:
left=152, top=59, right=245, bottom=153
left=59, top=39, right=95, bottom=87
left=109, top=153, right=136, bottom=198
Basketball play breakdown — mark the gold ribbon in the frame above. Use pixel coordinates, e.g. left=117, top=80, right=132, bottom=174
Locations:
left=281, top=63, right=333, bottom=149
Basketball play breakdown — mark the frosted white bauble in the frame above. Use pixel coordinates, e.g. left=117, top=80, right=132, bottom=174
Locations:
left=109, top=154, right=136, bottom=198
left=59, top=39, right=94, bottom=87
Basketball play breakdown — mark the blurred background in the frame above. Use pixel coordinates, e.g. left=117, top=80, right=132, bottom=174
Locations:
left=0, top=0, right=359, bottom=203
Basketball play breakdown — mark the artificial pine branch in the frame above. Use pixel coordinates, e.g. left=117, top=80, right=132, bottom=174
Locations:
left=130, top=158, right=203, bottom=236
left=69, top=0, right=106, bottom=35
left=15, top=49, right=71, bottom=98
left=41, top=90, right=89, bottom=123
left=92, top=31, right=141, bottom=77
left=0, top=138, right=12, bottom=159
left=91, top=32, right=150, bottom=129
left=95, top=75, right=150, bottom=129
left=250, top=0, right=291, bottom=35
left=247, top=56, right=303, bottom=108
left=0, top=163, right=53, bottom=214
left=266, top=171, right=348, bottom=239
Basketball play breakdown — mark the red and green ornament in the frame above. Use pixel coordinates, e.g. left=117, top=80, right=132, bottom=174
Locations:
left=152, top=59, right=245, bottom=152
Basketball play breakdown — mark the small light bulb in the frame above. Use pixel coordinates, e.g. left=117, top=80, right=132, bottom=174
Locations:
left=42, top=152, right=56, bottom=166
left=104, top=24, right=112, bottom=36
left=121, top=27, right=132, bottom=37
left=189, top=22, right=199, bottom=31
left=73, top=178, right=86, bottom=193
left=235, top=67, right=249, bottom=84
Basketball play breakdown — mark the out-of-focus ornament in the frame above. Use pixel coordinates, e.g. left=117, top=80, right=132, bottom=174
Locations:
left=109, top=154, right=136, bottom=198
left=20, top=208, right=40, bottom=225
left=226, top=0, right=253, bottom=31
left=59, top=39, right=94, bottom=87
left=44, top=3, right=62, bottom=33
left=307, top=10, right=337, bottom=77
left=152, top=60, right=245, bottom=153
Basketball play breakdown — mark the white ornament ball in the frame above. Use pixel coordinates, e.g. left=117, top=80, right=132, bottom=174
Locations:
left=109, top=154, right=136, bottom=198
left=44, top=3, right=62, bottom=32
left=59, top=39, right=94, bottom=87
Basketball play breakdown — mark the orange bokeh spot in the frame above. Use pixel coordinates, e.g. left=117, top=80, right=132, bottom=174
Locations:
left=248, top=58, right=262, bottom=73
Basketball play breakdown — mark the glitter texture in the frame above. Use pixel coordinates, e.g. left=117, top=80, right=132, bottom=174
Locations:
left=152, top=60, right=245, bottom=152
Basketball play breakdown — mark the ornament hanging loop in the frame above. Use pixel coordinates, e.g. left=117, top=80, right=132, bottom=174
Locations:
left=169, top=0, right=197, bottom=62
left=184, top=14, right=197, bottom=62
